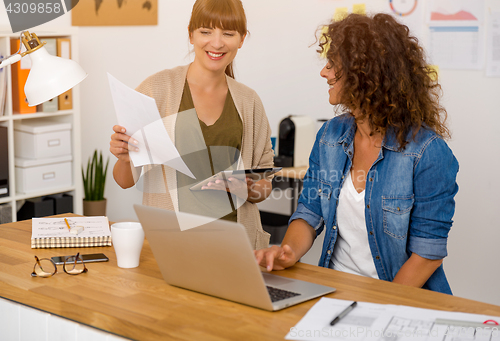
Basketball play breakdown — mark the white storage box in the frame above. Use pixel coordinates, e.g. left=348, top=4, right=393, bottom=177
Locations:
left=15, top=155, right=72, bottom=194
left=14, top=119, right=72, bottom=159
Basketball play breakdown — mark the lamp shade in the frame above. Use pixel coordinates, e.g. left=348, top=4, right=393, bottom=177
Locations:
left=24, top=46, right=87, bottom=107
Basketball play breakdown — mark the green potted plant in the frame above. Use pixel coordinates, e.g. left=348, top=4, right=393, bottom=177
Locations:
left=82, top=150, right=109, bottom=216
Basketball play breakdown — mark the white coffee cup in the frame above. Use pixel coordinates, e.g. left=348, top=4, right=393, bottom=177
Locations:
left=111, top=222, right=145, bottom=268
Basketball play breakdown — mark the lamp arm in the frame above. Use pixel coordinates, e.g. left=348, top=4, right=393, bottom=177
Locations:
left=0, top=31, right=46, bottom=70
left=0, top=31, right=26, bottom=70
left=0, top=54, right=22, bottom=69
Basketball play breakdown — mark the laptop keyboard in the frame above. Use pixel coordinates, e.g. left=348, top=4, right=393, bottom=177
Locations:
left=266, top=286, right=301, bottom=302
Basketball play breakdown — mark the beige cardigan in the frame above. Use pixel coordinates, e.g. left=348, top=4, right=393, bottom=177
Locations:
left=134, top=64, right=274, bottom=250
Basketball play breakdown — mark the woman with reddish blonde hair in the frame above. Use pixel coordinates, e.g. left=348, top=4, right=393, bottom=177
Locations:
left=110, top=0, right=274, bottom=250
left=256, top=13, right=459, bottom=294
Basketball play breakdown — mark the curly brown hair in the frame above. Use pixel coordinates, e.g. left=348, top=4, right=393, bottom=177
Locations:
left=318, top=13, right=449, bottom=150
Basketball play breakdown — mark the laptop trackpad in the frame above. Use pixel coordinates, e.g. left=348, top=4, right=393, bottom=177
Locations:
left=262, top=273, right=295, bottom=286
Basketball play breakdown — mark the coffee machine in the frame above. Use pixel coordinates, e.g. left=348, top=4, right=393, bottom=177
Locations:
left=274, top=115, right=315, bottom=168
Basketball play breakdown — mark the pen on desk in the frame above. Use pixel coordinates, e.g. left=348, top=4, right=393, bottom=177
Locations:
left=64, top=218, right=71, bottom=231
left=330, top=301, right=357, bottom=326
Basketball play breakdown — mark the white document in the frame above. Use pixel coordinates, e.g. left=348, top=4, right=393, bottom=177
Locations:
left=107, top=73, right=195, bottom=179
left=426, top=0, right=485, bottom=70
left=286, top=297, right=500, bottom=341
left=487, top=12, right=500, bottom=77
left=428, top=25, right=484, bottom=70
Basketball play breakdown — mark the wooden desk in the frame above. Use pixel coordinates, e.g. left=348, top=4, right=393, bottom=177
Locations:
left=1, top=216, right=500, bottom=341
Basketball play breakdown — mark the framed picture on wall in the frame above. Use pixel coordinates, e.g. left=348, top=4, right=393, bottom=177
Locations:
left=72, top=0, right=158, bottom=26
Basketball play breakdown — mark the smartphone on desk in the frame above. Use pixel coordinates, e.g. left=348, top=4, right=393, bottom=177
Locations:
left=51, top=253, right=109, bottom=265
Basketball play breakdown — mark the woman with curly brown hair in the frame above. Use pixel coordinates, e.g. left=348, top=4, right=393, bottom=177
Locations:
left=255, top=13, right=459, bottom=294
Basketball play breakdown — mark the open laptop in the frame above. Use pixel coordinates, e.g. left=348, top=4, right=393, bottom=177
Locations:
left=134, top=204, right=336, bottom=311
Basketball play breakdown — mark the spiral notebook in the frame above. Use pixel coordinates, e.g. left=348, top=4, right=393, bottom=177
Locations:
left=31, top=216, right=112, bottom=248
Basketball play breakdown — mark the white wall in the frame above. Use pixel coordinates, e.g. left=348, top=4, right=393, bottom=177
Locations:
left=1, top=0, right=499, bottom=306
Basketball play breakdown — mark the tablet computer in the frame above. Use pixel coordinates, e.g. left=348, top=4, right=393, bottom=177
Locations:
left=189, top=167, right=282, bottom=191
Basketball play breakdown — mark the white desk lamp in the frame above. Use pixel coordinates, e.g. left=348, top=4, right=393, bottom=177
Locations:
left=0, top=31, right=87, bottom=107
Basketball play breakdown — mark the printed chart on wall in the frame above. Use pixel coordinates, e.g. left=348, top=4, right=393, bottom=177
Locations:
left=486, top=12, right=500, bottom=77
left=426, top=0, right=485, bottom=70
left=386, top=0, right=425, bottom=43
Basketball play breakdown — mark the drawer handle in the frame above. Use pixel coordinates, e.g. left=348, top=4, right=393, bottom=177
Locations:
left=48, top=139, right=61, bottom=147
left=43, top=172, right=55, bottom=180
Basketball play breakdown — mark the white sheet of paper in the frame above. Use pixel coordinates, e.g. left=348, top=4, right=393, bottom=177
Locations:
left=286, top=297, right=500, bottom=341
left=107, top=73, right=195, bottom=179
left=428, top=25, right=484, bottom=70
left=130, top=120, right=194, bottom=178
left=426, top=0, right=485, bottom=70
left=487, top=12, right=500, bottom=77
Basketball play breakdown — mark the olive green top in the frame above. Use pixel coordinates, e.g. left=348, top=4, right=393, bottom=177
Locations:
left=175, top=80, right=243, bottom=222
left=135, top=64, right=274, bottom=250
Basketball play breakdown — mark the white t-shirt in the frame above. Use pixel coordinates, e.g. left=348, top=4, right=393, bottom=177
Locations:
left=330, top=171, right=379, bottom=279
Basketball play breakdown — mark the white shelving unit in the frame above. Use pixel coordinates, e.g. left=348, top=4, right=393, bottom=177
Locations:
left=0, top=27, right=83, bottom=221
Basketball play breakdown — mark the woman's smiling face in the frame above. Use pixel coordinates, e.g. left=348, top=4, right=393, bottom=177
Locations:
left=190, top=26, right=246, bottom=73
left=320, top=61, right=344, bottom=106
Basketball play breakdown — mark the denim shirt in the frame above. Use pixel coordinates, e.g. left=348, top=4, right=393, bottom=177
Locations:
left=290, top=114, right=459, bottom=294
